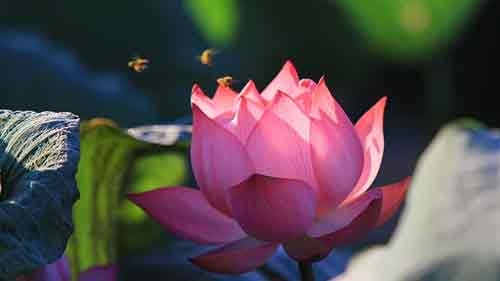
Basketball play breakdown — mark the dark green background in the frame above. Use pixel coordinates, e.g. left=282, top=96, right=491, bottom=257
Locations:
left=2, top=0, right=498, bottom=129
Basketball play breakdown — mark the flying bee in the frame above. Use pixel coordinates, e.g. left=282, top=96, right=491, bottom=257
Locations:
left=198, top=48, right=218, bottom=66
left=128, top=56, right=149, bottom=72
left=217, top=76, right=238, bottom=88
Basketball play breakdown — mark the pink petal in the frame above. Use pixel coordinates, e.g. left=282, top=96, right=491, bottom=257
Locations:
left=79, top=265, right=117, bottom=281
left=318, top=199, right=381, bottom=249
left=374, top=176, right=411, bottom=227
left=307, top=190, right=380, bottom=238
left=190, top=237, right=278, bottom=274
left=293, top=79, right=317, bottom=113
left=310, top=77, right=350, bottom=124
left=311, top=110, right=363, bottom=214
left=316, top=177, right=411, bottom=247
left=283, top=235, right=332, bottom=262
left=128, top=187, right=246, bottom=244
left=212, top=85, right=238, bottom=114
left=298, top=78, right=317, bottom=91
left=226, top=97, right=265, bottom=143
left=191, top=104, right=254, bottom=214
left=346, top=97, right=387, bottom=201
left=228, top=174, right=316, bottom=242
left=269, top=91, right=310, bottom=140
left=294, top=94, right=312, bottom=114
left=246, top=94, right=316, bottom=189
left=191, top=84, right=216, bottom=118
left=239, top=80, right=265, bottom=106
left=261, top=60, right=300, bottom=101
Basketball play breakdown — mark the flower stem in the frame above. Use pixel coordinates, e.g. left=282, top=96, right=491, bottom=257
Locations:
left=298, top=261, right=314, bottom=281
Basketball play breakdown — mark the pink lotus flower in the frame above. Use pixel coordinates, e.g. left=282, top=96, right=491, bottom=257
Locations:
left=129, top=61, right=410, bottom=274
left=16, top=256, right=116, bottom=281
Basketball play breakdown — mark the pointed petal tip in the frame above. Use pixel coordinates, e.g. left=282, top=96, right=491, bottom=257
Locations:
left=191, top=84, right=205, bottom=97
left=215, top=84, right=238, bottom=97
left=191, top=98, right=217, bottom=120
left=379, top=96, right=388, bottom=115
left=127, top=187, right=247, bottom=244
left=316, top=76, right=334, bottom=93
left=238, top=80, right=265, bottom=106
left=213, top=85, right=238, bottom=113
left=400, top=175, right=412, bottom=185
left=283, top=60, right=299, bottom=80
left=284, top=59, right=294, bottom=67
left=366, top=96, right=387, bottom=118
left=377, top=96, right=388, bottom=109
left=368, top=176, right=411, bottom=228
left=348, top=96, right=389, bottom=199
left=310, top=76, right=345, bottom=122
left=191, top=86, right=216, bottom=117
left=241, top=80, right=258, bottom=93
left=239, top=82, right=258, bottom=97
left=375, top=176, right=411, bottom=227
left=261, top=60, right=300, bottom=100
left=192, top=83, right=201, bottom=92
left=191, top=84, right=209, bottom=97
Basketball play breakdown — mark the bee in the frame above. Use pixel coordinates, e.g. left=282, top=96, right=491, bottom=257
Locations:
left=217, top=76, right=237, bottom=88
left=198, top=48, right=218, bottom=66
left=128, top=56, right=149, bottom=72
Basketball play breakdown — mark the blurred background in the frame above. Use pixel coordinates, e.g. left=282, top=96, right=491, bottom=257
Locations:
left=1, top=0, right=498, bottom=279
left=3, top=0, right=497, bottom=129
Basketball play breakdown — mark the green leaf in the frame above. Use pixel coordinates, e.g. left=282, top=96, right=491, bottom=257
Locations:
left=184, top=0, right=239, bottom=46
left=67, top=119, right=191, bottom=278
left=336, top=0, right=480, bottom=61
left=337, top=120, right=500, bottom=280
left=0, top=110, right=80, bottom=281
left=450, top=118, right=484, bottom=131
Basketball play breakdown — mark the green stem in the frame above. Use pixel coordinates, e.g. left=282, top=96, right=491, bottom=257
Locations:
left=298, top=261, right=314, bottom=281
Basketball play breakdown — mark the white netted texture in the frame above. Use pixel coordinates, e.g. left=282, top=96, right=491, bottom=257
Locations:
left=0, top=110, right=80, bottom=281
